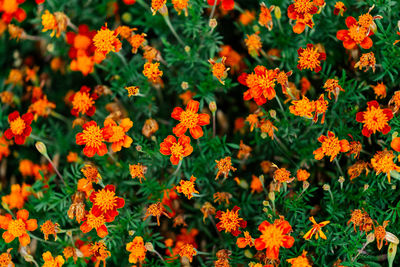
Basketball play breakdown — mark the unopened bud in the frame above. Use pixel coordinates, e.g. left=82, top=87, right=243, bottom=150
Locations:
left=262, top=200, right=269, bottom=206
left=303, top=181, right=310, bottom=190
left=260, top=132, right=268, bottom=139
left=364, top=184, right=369, bottom=191
left=323, top=184, right=330, bottom=191
left=209, top=101, right=217, bottom=113
left=35, top=142, right=48, bottom=157
left=159, top=5, right=168, bottom=16
left=145, top=242, right=154, bottom=252
left=366, top=233, right=375, bottom=243
left=129, top=230, right=135, bottom=236
left=122, top=12, right=132, bottom=23
left=388, top=242, right=398, bottom=267
left=268, top=191, right=275, bottom=202
left=386, top=232, right=399, bottom=245
left=269, top=109, right=276, bottom=118
left=209, top=18, right=217, bottom=29
left=136, top=145, right=142, bottom=152
left=181, top=81, right=189, bottom=90
left=274, top=6, right=281, bottom=19
left=244, top=250, right=253, bottom=258
left=184, top=46, right=191, bottom=53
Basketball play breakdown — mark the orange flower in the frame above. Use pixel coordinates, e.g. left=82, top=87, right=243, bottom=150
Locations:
left=5, top=69, right=23, bottom=86
left=0, top=0, right=26, bottom=23
left=207, top=0, right=234, bottom=11
left=239, top=10, right=255, bottom=26
left=172, top=0, right=189, bottom=15
left=314, top=94, right=328, bottom=124
left=287, top=0, right=319, bottom=34
left=238, top=65, right=279, bottom=105
left=77, top=178, right=93, bottom=197
left=215, top=206, right=247, bottom=236
left=287, top=250, right=311, bottom=266
left=254, top=216, right=294, bottom=260
left=289, top=95, right=314, bottom=118
left=143, top=62, right=163, bottom=81
left=215, top=156, right=237, bottom=180
left=237, top=140, right=252, bottom=160
left=297, top=44, right=326, bottom=73
left=143, top=201, right=170, bottom=226
left=323, top=78, right=345, bottom=101
left=176, top=175, right=199, bottom=199
left=213, top=192, right=232, bottom=205
left=42, top=251, right=65, bottom=267
left=374, top=221, right=389, bottom=250
left=296, top=169, right=310, bottom=181
left=128, top=33, right=146, bottom=54
left=356, top=100, right=393, bottom=137
left=219, top=45, right=243, bottom=74
left=103, top=118, right=133, bottom=152
left=70, top=55, right=95, bottom=76
left=273, top=167, right=293, bottom=184
left=171, top=100, right=210, bottom=139
left=89, top=185, right=125, bottom=221
left=4, top=111, right=33, bottom=145
left=336, top=16, right=373, bottom=50
left=129, top=163, right=146, bottom=183
left=142, top=118, right=159, bottom=137
left=303, top=216, right=330, bottom=240
left=125, top=86, right=139, bottom=97
left=391, top=137, right=400, bottom=152
left=334, top=2, right=346, bottom=16
left=0, top=91, right=13, bottom=105
left=276, top=70, right=292, bottom=94
left=371, top=149, right=400, bottom=183
left=63, top=247, right=78, bottom=264
left=261, top=160, right=272, bottom=173
left=300, top=77, right=311, bottom=95
left=93, top=23, right=122, bottom=57
left=67, top=192, right=86, bottom=223
left=209, top=57, right=229, bottom=85
left=371, top=82, right=386, bottom=99
left=0, top=209, right=37, bottom=246
left=41, top=10, right=67, bottom=37
left=244, top=32, right=262, bottom=57
left=389, top=90, right=400, bottom=113
left=126, top=236, right=147, bottom=264
left=69, top=86, right=98, bottom=117
left=245, top=114, right=259, bottom=132
left=151, top=0, right=166, bottom=15
left=260, top=119, right=278, bottom=139
left=28, top=96, right=56, bottom=119
left=159, top=135, right=193, bottom=165
left=66, top=151, right=78, bottom=163
left=81, top=164, right=101, bottom=183
left=80, top=210, right=108, bottom=238
left=0, top=248, right=13, bottom=267
left=250, top=175, right=263, bottom=193
left=313, top=131, right=349, bottom=161
left=75, top=121, right=108, bottom=157
left=259, top=3, right=274, bottom=30
left=90, top=241, right=110, bottom=267
left=200, top=202, right=215, bottom=222
left=236, top=231, right=254, bottom=248
left=354, top=52, right=376, bottom=72
left=2, top=183, right=31, bottom=209
left=40, top=220, right=59, bottom=241
left=347, top=209, right=372, bottom=232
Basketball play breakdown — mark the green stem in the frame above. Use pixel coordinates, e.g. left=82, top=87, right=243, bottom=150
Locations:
left=163, top=14, right=185, bottom=46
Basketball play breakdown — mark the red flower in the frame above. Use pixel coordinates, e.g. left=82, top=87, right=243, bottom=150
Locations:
left=35, top=0, right=45, bottom=3
left=66, top=25, right=96, bottom=59
left=89, top=185, right=125, bottom=222
left=215, top=206, right=247, bottom=236
left=171, top=100, right=210, bottom=139
left=75, top=121, right=108, bottom=157
left=0, top=0, right=26, bottom=23
left=69, top=86, right=98, bottom=117
left=207, top=0, right=234, bottom=11
left=4, top=111, right=33, bottom=145
left=160, top=135, right=193, bottom=165
left=336, top=16, right=373, bottom=50
left=356, top=100, right=393, bottom=137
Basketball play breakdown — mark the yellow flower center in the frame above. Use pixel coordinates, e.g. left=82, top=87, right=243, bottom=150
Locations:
left=180, top=110, right=199, bottom=129
left=86, top=213, right=106, bottom=229
left=10, top=117, right=25, bottom=135
left=219, top=210, right=240, bottom=232
left=41, top=11, right=57, bottom=30
left=348, top=25, right=367, bottom=43
left=321, top=136, right=341, bottom=158
left=245, top=34, right=262, bottom=53
left=260, top=225, right=284, bottom=248
left=257, top=70, right=277, bottom=92
left=2, top=0, right=18, bottom=13
left=362, top=106, right=388, bottom=132
left=74, top=35, right=92, bottom=50
left=294, top=0, right=314, bottom=14
left=72, top=91, right=94, bottom=114
left=212, top=63, right=226, bottom=79
left=109, top=125, right=125, bottom=142
left=170, top=143, right=184, bottom=160
left=81, top=125, right=104, bottom=149
left=298, top=46, right=320, bottom=70
left=93, top=28, right=118, bottom=53
left=8, top=219, right=26, bottom=237
left=358, top=13, right=373, bottom=28
left=95, top=189, right=117, bottom=211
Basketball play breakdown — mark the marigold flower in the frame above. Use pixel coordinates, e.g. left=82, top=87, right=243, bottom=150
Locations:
left=171, top=100, right=210, bottom=139
left=347, top=137, right=362, bottom=159
left=296, top=169, right=310, bottom=181
left=287, top=250, right=311, bottom=266
left=215, top=206, right=247, bottom=236
left=0, top=0, right=26, bottom=23
left=129, top=163, right=146, bottom=183
left=4, top=111, right=33, bottom=145
left=209, top=57, right=229, bottom=85
left=69, top=86, right=98, bottom=117
left=178, top=243, right=196, bottom=262
left=356, top=100, right=393, bottom=137
left=276, top=70, right=292, bottom=94
left=81, top=164, right=101, bottom=183
left=42, top=251, right=64, bottom=267
left=313, top=94, right=328, bottom=124
left=334, top=2, right=346, bottom=16
left=28, top=96, right=56, bottom=119
left=41, top=10, right=57, bottom=37
left=391, top=137, right=400, bottom=152
left=287, top=0, right=319, bottom=34
left=5, top=69, right=23, bottom=86
left=337, top=16, right=373, bottom=50
left=255, top=216, right=294, bottom=260
left=289, top=95, right=314, bottom=118
left=219, top=45, right=243, bottom=74
left=260, top=160, right=272, bottom=174
left=151, top=0, right=167, bottom=15
left=142, top=118, right=159, bottom=137
left=259, top=119, right=278, bottom=139
left=371, top=149, right=400, bottom=184
left=259, top=3, right=274, bottom=30
left=70, top=55, right=95, bottom=76
left=76, top=121, right=108, bottom=157
left=103, top=118, right=133, bottom=152
left=40, top=220, right=59, bottom=241
left=389, top=90, right=400, bottom=113
left=0, top=248, right=13, bottom=267
left=273, top=167, right=294, bottom=185
left=250, top=175, right=263, bottom=194
left=200, top=202, right=216, bottom=222
left=80, top=210, right=108, bottom=238
left=238, top=65, right=279, bottom=105
left=354, top=52, right=376, bottom=72
left=143, top=62, right=163, bottom=81
left=90, top=241, right=110, bottom=267
left=246, top=113, right=259, bottom=132
left=371, top=82, right=386, bottom=99
left=125, top=86, right=139, bottom=97
left=160, top=135, right=193, bottom=165
left=215, top=156, right=237, bottom=180
left=126, top=236, right=147, bottom=264
left=213, top=192, right=232, bottom=205
left=374, top=221, right=389, bottom=250
left=172, top=0, right=189, bottom=15
left=128, top=33, right=146, bottom=54
left=237, top=231, right=254, bottom=248
left=93, top=23, right=122, bottom=57
left=68, top=192, right=86, bottom=223
left=0, top=91, right=13, bottom=105
left=348, top=161, right=370, bottom=181
left=66, top=151, right=78, bottom=163
left=313, top=131, right=349, bottom=161
left=63, top=247, right=78, bottom=264
left=1, top=183, right=31, bottom=209
left=347, top=209, right=373, bottom=232
left=297, top=44, right=326, bottom=73
left=144, top=201, right=170, bottom=226
left=173, top=214, right=188, bottom=228
left=237, top=140, right=252, bottom=160
left=244, top=32, right=262, bottom=57
left=207, top=0, right=234, bottom=11
left=89, top=184, right=125, bottom=221
left=239, top=10, right=255, bottom=26
left=0, top=209, right=37, bottom=246
left=324, top=78, right=345, bottom=101
left=303, top=216, right=330, bottom=240
left=176, top=176, right=199, bottom=199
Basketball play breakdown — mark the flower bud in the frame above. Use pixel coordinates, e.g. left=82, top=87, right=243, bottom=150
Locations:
left=184, top=46, right=191, bottom=53
left=145, top=242, right=155, bottom=252
left=209, top=18, right=217, bottom=29
left=209, top=101, right=217, bottom=113
left=386, top=232, right=399, bottom=245
left=35, top=142, right=48, bottom=157
left=303, top=181, right=310, bottom=190
left=323, top=184, right=330, bottom=191
left=388, top=242, right=397, bottom=267
left=274, top=6, right=281, bottom=19
left=268, top=191, right=275, bottom=201
left=181, top=81, right=189, bottom=90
